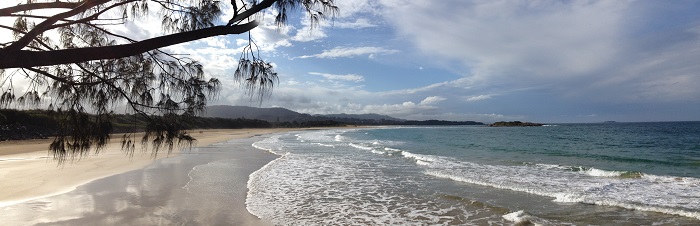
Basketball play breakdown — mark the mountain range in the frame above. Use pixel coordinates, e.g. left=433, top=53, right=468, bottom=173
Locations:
left=204, top=105, right=483, bottom=126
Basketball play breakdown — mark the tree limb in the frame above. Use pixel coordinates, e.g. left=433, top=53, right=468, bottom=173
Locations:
left=227, top=0, right=277, bottom=26
left=46, top=0, right=137, bottom=30
left=0, top=1, right=82, bottom=17
left=24, top=67, right=105, bottom=86
left=0, top=22, right=258, bottom=69
left=4, top=0, right=111, bottom=51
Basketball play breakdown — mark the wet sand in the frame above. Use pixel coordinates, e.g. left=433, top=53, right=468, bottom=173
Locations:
left=0, top=128, right=323, bottom=225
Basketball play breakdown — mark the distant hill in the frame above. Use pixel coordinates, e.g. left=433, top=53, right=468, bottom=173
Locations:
left=204, top=105, right=484, bottom=126
left=205, top=105, right=405, bottom=123
left=204, top=105, right=314, bottom=122
left=320, top=113, right=405, bottom=122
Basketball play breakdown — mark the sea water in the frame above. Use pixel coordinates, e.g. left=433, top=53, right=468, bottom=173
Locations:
left=246, top=122, right=700, bottom=225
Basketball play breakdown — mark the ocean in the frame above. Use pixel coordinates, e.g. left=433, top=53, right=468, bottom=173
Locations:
left=247, top=122, right=700, bottom=225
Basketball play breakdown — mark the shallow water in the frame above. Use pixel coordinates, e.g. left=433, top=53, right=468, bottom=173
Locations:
left=248, top=122, right=700, bottom=225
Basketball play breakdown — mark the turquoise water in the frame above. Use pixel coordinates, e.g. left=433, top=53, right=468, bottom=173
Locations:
left=248, top=122, right=700, bottom=225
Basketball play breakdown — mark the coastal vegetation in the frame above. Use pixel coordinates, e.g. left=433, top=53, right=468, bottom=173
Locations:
left=0, top=108, right=274, bottom=141
left=0, top=0, right=338, bottom=160
left=0, top=107, right=486, bottom=141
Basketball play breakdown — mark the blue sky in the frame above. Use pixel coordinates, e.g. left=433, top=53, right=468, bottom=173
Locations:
left=3, top=0, right=700, bottom=123
left=230, top=0, right=698, bottom=123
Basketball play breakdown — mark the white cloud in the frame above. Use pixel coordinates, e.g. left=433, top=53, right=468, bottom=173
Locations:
left=398, top=112, right=520, bottom=122
left=248, top=13, right=294, bottom=51
left=297, top=46, right=397, bottom=59
left=334, top=18, right=377, bottom=29
left=377, top=0, right=700, bottom=106
left=419, top=96, right=446, bottom=105
left=384, top=77, right=482, bottom=95
left=165, top=38, right=246, bottom=76
left=381, top=0, right=625, bottom=78
left=291, top=21, right=327, bottom=42
left=464, top=95, right=492, bottom=102
left=201, top=37, right=229, bottom=48
left=309, top=72, right=364, bottom=82
left=333, top=0, right=380, bottom=17
left=290, top=0, right=380, bottom=41
left=351, top=100, right=445, bottom=118
left=212, top=76, right=533, bottom=122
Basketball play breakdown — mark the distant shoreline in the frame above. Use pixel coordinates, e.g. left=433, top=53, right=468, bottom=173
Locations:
left=488, top=121, right=545, bottom=127
left=0, top=108, right=484, bottom=142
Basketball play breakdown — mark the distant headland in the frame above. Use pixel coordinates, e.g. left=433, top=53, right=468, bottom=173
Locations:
left=488, top=121, right=545, bottom=127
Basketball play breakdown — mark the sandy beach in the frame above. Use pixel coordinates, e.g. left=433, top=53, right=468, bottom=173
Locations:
left=0, top=127, right=321, bottom=225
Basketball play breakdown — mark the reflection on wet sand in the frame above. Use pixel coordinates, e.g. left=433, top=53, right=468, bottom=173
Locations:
left=3, top=138, right=275, bottom=226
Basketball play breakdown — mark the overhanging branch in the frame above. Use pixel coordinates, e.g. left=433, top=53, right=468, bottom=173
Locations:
left=0, top=1, right=82, bottom=16
left=4, top=0, right=111, bottom=51
left=227, top=0, right=277, bottom=25
left=0, top=22, right=258, bottom=69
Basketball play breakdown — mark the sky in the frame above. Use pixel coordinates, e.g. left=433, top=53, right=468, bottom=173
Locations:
left=3, top=0, right=700, bottom=123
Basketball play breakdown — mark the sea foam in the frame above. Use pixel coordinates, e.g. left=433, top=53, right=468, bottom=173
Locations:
left=247, top=127, right=700, bottom=224
left=247, top=129, right=509, bottom=225
left=419, top=155, right=700, bottom=220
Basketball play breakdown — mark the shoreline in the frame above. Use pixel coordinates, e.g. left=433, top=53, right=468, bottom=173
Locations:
left=0, top=127, right=330, bottom=208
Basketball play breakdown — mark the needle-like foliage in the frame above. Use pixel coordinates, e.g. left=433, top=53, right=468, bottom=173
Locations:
left=0, top=0, right=336, bottom=163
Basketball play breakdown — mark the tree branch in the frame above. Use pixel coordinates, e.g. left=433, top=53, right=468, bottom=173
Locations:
left=4, top=0, right=111, bottom=51
left=46, top=0, right=137, bottom=30
left=0, top=22, right=258, bottom=69
left=24, top=67, right=105, bottom=86
left=227, top=0, right=277, bottom=26
left=0, top=1, right=82, bottom=17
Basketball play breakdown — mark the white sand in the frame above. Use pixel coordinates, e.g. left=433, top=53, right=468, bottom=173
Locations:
left=0, top=128, right=310, bottom=207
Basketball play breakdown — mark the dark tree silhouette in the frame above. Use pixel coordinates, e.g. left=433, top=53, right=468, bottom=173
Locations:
left=0, top=0, right=337, bottom=162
